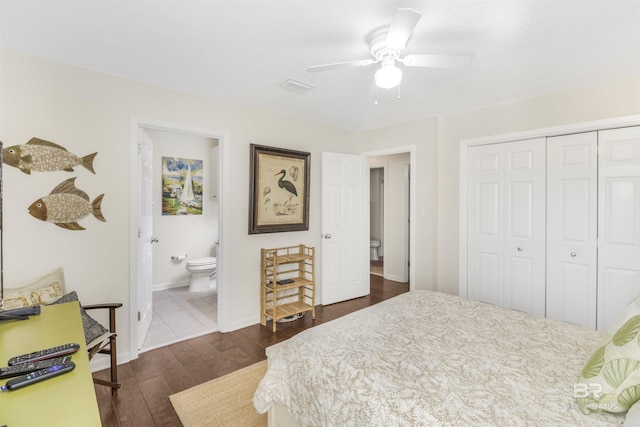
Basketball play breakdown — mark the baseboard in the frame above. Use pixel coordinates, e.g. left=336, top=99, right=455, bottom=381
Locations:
left=152, top=280, right=189, bottom=292
left=220, top=314, right=260, bottom=333
left=89, top=349, right=131, bottom=373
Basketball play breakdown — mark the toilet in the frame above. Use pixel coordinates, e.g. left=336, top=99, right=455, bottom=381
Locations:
left=186, top=256, right=217, bottom=292
left=370, top=240, right=381, bottom=261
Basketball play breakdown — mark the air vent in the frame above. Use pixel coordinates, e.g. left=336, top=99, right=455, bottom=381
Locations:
left=279, top=78, right=315, bottom=94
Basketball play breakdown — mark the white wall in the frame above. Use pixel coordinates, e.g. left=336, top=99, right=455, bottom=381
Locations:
left=369, top=153, right=410, bottom=282
left=0, top=50, right=356, bottom=364
left=147, top=129, right=219, bottom=289
left=356, top=117, right=439, bottom=290
left=437, top=74, right=640, bottom=295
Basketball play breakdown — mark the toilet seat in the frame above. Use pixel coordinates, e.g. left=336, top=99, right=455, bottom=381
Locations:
left=187, top=256, right=216, bottom=267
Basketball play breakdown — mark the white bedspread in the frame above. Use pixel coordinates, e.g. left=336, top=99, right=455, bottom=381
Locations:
left=253, top=290, right=626, bottom=426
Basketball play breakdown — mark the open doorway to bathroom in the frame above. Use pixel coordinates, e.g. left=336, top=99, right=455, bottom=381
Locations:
left=368, top=153, right=410, bottom=284
left=370, top=167, right=384, bottom=277
left=133, top=125, right=221, bottom=353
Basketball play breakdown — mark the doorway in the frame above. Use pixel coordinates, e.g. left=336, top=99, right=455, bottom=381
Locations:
left=140, top=128, right=219, bottom=351
left=368, top=153, right=410, bottom=283
left=363, top=146, right=414, bottom=288
left=129, top=117, right=228, bottom=361
left=370, top=167, right=384, bottom=277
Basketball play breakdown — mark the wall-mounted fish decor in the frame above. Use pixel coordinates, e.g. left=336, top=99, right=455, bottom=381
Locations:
left=3, top=137, right=97, bottom=174
left=28, top=178, right=105, bottom=231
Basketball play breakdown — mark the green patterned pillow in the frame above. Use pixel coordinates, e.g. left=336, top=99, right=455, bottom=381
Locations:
left=577, top=297, right=640, bottom=414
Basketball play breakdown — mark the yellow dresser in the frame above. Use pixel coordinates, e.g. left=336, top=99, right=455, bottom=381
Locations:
left=0, top=302, right=101, bottom=426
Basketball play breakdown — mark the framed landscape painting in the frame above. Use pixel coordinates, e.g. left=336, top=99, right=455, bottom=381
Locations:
left=162, top=157, right=203, bottom=215
left=249, top=144, right=310, bottom=234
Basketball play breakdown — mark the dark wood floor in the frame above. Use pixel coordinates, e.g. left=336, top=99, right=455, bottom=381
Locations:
left=93, top=274, right=409, bottom=426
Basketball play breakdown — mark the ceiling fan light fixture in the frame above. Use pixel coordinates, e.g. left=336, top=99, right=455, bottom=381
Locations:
left=375, top=60, right=402, bottom=89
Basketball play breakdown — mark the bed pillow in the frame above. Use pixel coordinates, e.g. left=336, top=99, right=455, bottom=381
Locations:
left=50, top=291, right=109, bottom=345
left=577, top=295, right=640, bottom=414
left=0, top=267, right=66, bottom=309
left=626, top=400, right=640, bottom=427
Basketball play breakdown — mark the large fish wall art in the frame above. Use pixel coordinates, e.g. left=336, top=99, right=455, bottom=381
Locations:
left=28, top=178, right=106, bottom=231
left=3, top=137, right=97, bottom=174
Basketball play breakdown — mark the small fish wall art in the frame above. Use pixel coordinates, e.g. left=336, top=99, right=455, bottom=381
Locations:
left=3, top=137, right=97, bottom=174
left=28, top=177, right=106, bottom=231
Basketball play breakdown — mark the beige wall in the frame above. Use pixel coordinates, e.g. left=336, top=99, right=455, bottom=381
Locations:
left=437, top=74, right=640, bottom=295
left=0, top=50, right=355, bottom=364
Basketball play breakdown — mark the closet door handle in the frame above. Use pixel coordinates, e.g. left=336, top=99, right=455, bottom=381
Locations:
left=323, top=233, right=332, bottom=239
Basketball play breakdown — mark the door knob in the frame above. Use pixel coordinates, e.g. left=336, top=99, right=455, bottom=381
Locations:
left=570, top=252, right=576, bottom=257
left=517, top=247, right=523, bottom=252
left=151, top=236, right=159, bottom=243
left=323, top=233, right=332, bottom=239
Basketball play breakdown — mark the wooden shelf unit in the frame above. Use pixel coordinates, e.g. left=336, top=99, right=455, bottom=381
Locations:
left=260, top=244, right=316, bottom=331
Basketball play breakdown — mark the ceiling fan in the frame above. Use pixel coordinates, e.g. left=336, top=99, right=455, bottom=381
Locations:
left=307, top=8, right=472, bottom=89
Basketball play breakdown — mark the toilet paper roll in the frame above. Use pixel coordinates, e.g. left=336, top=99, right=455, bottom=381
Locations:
left=171, top=254, right=187, bottom=261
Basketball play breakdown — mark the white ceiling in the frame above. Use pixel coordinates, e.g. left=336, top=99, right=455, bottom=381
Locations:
left=1, top=1, right=639, bottom=132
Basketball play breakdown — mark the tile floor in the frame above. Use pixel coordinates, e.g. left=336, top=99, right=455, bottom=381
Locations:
left=141, top=280, right=218, bottom=352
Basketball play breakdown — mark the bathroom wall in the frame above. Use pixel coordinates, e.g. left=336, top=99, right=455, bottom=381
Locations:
left=147, top=129, right=219, bottom=289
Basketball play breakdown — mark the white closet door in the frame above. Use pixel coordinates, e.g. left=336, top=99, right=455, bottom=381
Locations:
left=546, top=132, right=598, bottom=328
left=597, top=126, right=640, bottom=330
left=468, top=143, right=503, bottom=306
left=502, top=139, right=546, bottom=316
left=467, top=138, right=546, bottom=315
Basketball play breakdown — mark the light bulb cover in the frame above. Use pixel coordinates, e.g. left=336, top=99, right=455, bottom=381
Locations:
left=375, top=63, right=402, bottom=89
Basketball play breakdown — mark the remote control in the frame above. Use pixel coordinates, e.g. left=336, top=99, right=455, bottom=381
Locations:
left=0, top=305, right=41, bottom=317
left=8, top=343, right=80, bottom=366
left=2, top=361, right=75, bottom=391
left=0, top=305, right=41, bottom=322
left=0, top=355, right=72, bottom=379
left=277, top=279, right=295, bottom=285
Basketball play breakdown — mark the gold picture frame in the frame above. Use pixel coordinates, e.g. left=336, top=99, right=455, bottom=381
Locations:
left=249, top=144, right=310, bottom=234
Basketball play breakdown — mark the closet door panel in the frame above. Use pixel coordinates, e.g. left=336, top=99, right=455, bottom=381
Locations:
left=467, top=145, right=503, bottom=305
left=467, top=139, right=545, bottom=315
left=546, top=132, right=598, bottom=328
left=598, top=126, right=640, bottom=330
left=503, top=139, right=546, bottom=316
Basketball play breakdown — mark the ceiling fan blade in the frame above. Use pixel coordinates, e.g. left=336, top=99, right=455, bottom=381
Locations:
left=307, top=59, right=376, bottom=73
left=402, top=54, right=472, bottom=69
left=386, top=8, right=421, bottom=51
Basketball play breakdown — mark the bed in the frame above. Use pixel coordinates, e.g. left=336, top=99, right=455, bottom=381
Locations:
left=253, top=290, right=638, bottom=426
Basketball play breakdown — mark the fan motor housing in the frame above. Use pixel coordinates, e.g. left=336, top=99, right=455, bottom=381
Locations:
left=369, top=29, right=403, bottom=60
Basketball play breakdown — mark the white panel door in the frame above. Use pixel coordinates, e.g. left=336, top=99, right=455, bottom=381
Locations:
left=597, top=126, right=640, bottom=330
left=467, top=144, right=503, bottom=306
left=546, top=132, right=598, bottom=328
left=137, top=129, right=154, bottom=349
left=467, top=138, right=546, bottom=315
left=502, top=138, right=546, bottom=316
left=321, top=152, right=370, bottom=305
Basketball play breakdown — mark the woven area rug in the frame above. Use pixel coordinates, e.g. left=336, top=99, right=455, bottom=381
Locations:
left=170, top=360, right=268, bottom=427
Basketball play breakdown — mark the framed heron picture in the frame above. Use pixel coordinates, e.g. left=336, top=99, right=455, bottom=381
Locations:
left=249, top=144, right=310, bottom=234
